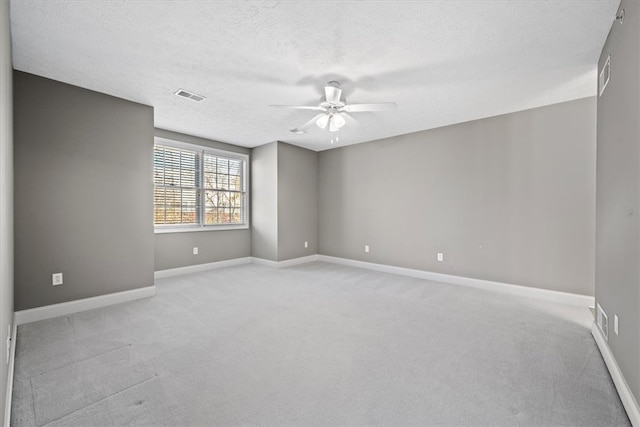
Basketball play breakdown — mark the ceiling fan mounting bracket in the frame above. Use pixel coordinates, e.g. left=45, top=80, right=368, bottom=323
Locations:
left=320, top=101, right=345, bottom=110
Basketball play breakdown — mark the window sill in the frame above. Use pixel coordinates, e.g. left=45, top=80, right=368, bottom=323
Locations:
left=154, top=224, right=249, bottom=234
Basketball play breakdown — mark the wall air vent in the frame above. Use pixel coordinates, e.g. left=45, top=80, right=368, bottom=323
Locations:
left=599, top=55, right=611, bottom=97
left=597, top=303, right=609, bottom=340
left=174, top=89, right=206, bottom=102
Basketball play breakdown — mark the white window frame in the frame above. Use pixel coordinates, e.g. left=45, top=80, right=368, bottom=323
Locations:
left=153, top=137, right=250, bottom=233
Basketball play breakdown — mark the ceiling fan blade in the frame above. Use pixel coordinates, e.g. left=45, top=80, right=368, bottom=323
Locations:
left=342, top=102, right=397, bottom=112
left=324, top=83, right=342, bottom=105
left=290, top=113, right=326, bottom=134
left=342, top=112, right=360, bottom=128
left=270, top=105, right=325, bottom=111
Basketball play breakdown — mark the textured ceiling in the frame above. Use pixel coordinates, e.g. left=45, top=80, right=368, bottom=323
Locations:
left=10, top=1, right=619, bottom=151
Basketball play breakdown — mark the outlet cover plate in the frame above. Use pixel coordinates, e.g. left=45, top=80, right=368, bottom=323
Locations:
left=52, top=273, right=63, bottom=286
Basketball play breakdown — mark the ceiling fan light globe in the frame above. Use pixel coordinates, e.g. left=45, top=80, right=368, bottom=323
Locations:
left=316, top=114, right=330, bottom=129
left=329, top=115, right=344, bottom=132
left=333, top=113, right=346, bottom=128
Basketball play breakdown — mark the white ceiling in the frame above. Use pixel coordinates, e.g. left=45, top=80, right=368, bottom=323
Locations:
left=10, top=1, right=619, bottom=151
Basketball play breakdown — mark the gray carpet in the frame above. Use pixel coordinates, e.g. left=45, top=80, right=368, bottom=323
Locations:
left=11, top=262, right=630, bottom=426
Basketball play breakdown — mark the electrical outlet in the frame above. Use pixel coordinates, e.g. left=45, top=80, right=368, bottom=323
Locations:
left=614, top=315, right=619, bottom=335
left=193, top=247, right=198, bottom=255
left=304, top=241, right=308, bottom=248
left=364, top=245, right=370, bottom=253
left=437, top=252, right=444, bottom=262
left=52, top=273, right=63, bottom=286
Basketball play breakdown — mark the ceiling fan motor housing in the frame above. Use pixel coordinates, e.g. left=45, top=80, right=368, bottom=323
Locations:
left=325, top=81, right=343, bottom=105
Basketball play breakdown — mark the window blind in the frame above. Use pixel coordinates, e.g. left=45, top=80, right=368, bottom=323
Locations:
left=153, top=141, right=247, bottom=229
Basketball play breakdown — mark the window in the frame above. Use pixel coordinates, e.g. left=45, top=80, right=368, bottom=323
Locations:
left=153, top=138, right=248, bottom=231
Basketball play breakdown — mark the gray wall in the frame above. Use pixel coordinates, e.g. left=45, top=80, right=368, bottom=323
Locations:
left=0, top=0, right=13, bottom=421
left=596, top=0, right=640, bottom=403
left=277, top=142, right=318, bottom=261
left=13, top=71, right=154, bottom=310
left=319, top=97, right=596, bottom=296
left=251, top=141, right=318, bottom=262
left=155, top=230, right=250, bottom=270
left=251, top=142, right=278, bottom=261
left=153, top=129, right=251, bottom=271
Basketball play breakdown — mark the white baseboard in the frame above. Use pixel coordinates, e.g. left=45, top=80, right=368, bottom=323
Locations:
left=249, top=257, right=278, bottom=268
left=3, top=321, right=16, bottom=427
left=154, top=257, right=252, bottom=279
left=155, top=253, right=592, bottom=308
left=158, top=254, right=593, bottom=307
left=317, top=255, right=594, bottom=308
left=592, top=322, right=640, bottom=426
left=277, top=254, right=319, bottom=268
left=155, top=255, right=318, bottom=274
left=14, top=286, right=156, bottom=326
left=251, top=255, right=319, bottom=269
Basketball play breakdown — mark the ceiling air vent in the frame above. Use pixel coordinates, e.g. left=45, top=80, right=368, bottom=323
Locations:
left=174, top=89, right=206, bottom=102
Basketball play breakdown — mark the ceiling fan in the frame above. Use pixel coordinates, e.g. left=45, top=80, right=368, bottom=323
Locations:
left=270, top=81, right=397, bottom=134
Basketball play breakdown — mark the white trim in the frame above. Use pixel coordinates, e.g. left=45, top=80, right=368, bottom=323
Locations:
left=317, top=255, right=594, bottom=307
left=592, top=322, right=640, bottom=426
left=154, top=224, right=249, bottom=234
left=276, top=255, right=319, bottom=268
left=250, top=257, right=278, bottom=268
left=14, top=286, right=156, bottom=326
left=3, top=321, right=16, bottom=427
left=154, top=257, right=252, bottom=279
left=154, top=255, right=318, bottom=279
left=157, top=254, right=592, bottom=307
left=250, top=255, right=319, bottom=269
